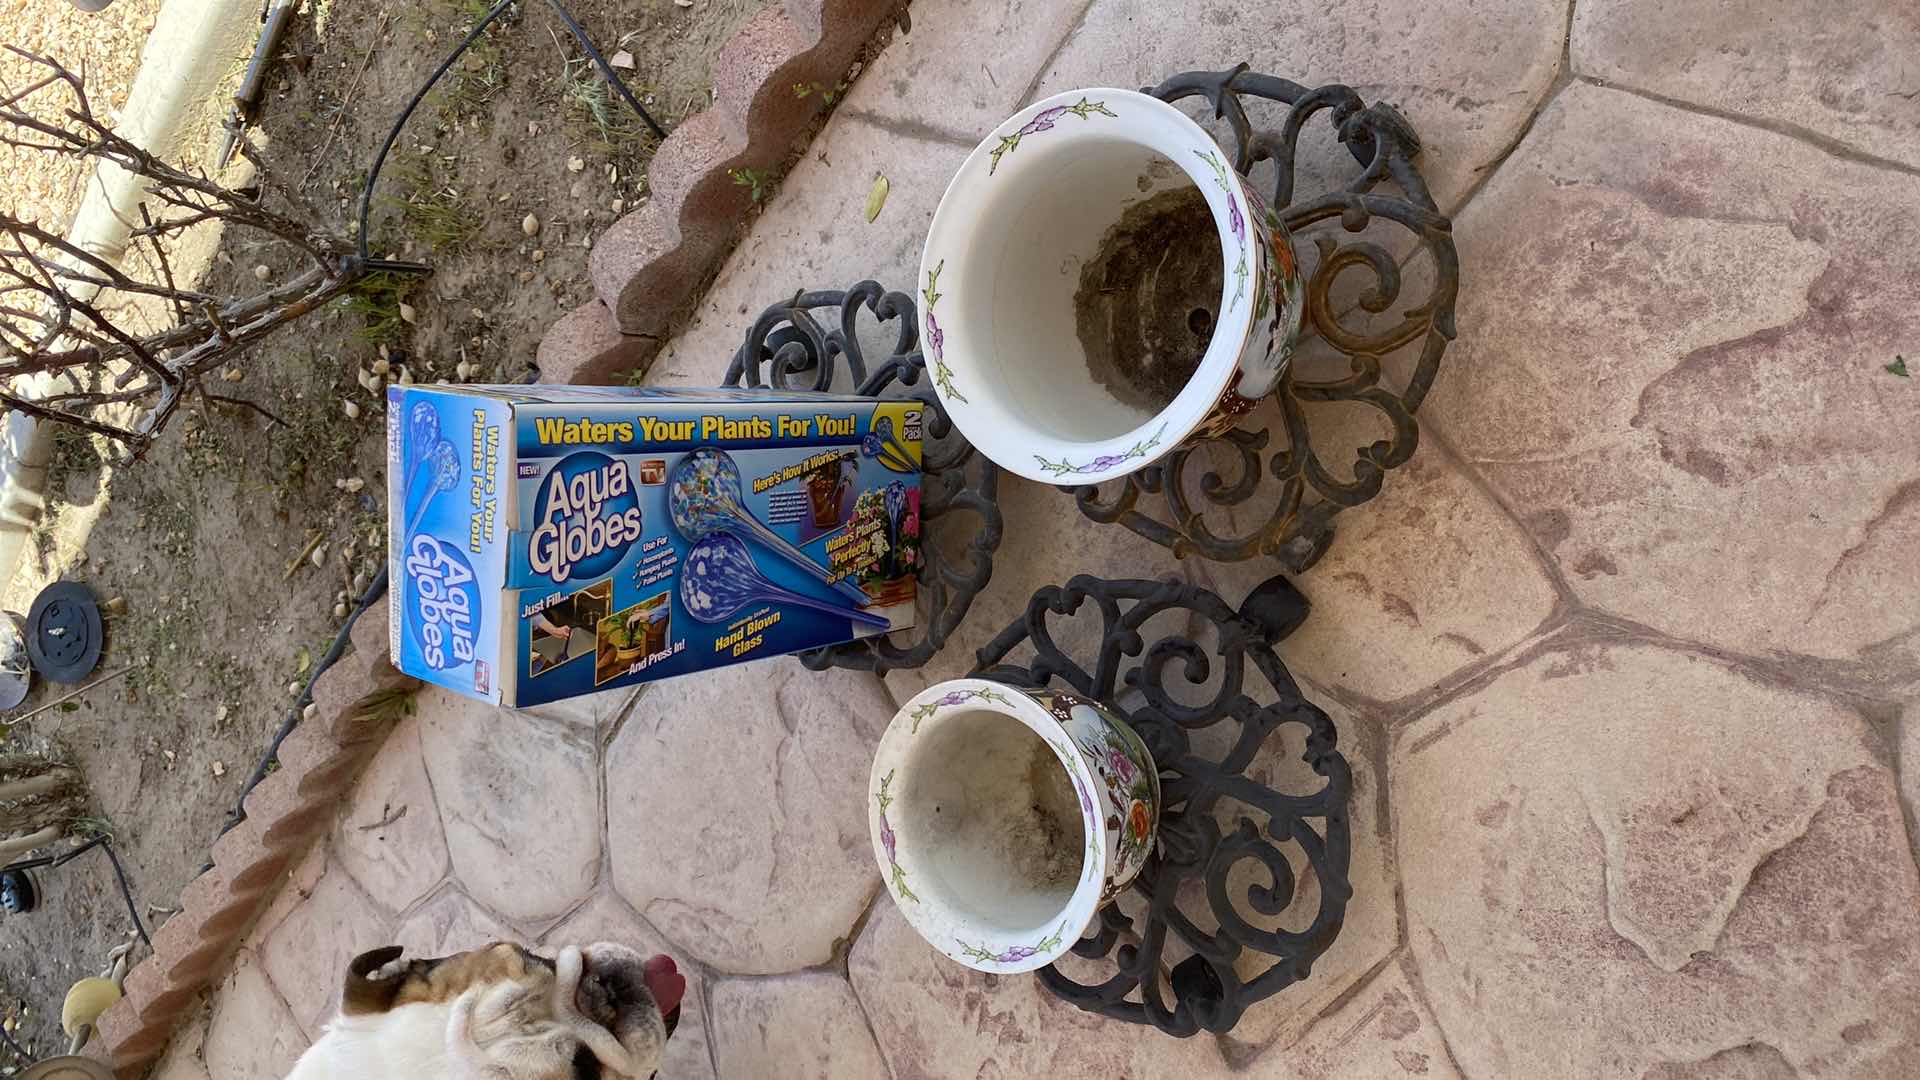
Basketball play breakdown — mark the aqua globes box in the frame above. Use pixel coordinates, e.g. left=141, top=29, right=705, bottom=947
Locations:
left=387, top=384, right=922, bottom=706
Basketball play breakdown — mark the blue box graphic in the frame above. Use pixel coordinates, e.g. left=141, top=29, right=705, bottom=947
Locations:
left=387, top=384, right=922, bottom=705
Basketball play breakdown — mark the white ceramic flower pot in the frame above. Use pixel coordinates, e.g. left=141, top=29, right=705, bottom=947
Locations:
left=869, top=678, right=1161, bottom=973
left=919, top=87, right=1307, bottom=486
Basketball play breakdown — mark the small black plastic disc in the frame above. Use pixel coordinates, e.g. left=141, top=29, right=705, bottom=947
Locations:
left=26, top=582, right=104, bottom=685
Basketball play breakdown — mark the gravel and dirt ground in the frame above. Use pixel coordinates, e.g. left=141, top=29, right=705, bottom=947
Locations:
left=0, top=0, right=764, bottom=1058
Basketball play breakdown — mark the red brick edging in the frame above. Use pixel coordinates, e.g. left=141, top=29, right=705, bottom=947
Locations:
left=541, top=0, right=902, bottom=384
left=83, top=603, right=415, bottom=1075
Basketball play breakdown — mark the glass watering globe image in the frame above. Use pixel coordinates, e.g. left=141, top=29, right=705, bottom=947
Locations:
left=679, top=532, right=889, bottom=631
left=397, top=434, right=456, bottom=534
left=669, top=447, right=873, bottom=606
left=862, top=415, right=916, bottom=472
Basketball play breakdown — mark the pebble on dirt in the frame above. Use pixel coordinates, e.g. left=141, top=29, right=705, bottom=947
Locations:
left=222, top=367, right=244, bottom=382
left=343, top=400, right=361, bottom=419
left=567, top=155, right=586, bottom=173
left=522, top=212, right=540, bottom=237
left=253, top=264, right=272, bottom=282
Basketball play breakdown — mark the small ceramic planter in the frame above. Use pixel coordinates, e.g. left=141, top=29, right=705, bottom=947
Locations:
left=919, top=87, right=1307, bottom=486
left=869, top=678, right=1161, bottom=973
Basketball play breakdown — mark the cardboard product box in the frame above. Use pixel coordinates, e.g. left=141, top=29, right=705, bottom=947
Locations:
left=387, top=384, right=923, bottom=706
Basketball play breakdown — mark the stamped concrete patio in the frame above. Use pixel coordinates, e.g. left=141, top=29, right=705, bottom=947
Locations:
left=150, top=0, right=1919, bottom=1077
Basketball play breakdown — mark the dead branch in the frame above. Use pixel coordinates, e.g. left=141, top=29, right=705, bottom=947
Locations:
left=0, top=47, right=372, bottom=457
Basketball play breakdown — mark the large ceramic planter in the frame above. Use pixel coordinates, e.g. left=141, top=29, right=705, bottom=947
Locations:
left=919, top=87, right=1307, bottom=486
left=869, top=678, right=1161, bottom=973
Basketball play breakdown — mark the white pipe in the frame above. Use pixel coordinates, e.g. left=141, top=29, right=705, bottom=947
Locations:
left=0, top=0, right=261, bottom=591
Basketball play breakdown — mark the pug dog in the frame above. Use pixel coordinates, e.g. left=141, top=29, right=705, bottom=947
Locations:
left=286, top=941, right=685, bottom=1079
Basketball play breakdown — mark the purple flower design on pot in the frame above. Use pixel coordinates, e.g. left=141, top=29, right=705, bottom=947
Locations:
left=1033, top=423, right=1169, bottom=479
left=988, top=98, right=1117, bottom=174
left=921, top=261, right=966, bottom=404
left=1194, top=148, right=1250, bottom=307
left=1106, top=745, right=1137, bottom=785
left=875, top=770, right=918, bottom=903
left=906, top=685, right=1012, bottom=733
left=957, top=923, right=1068, bottom=966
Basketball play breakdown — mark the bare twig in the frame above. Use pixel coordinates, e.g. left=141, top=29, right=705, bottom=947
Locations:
left=1, top=665, right=134, bottom=725
left=0, top=48, right=363, bottom=452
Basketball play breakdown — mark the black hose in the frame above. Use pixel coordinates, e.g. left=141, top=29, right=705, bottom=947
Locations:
left=355, top=0, right=518, bottom=262
left=216, top=564, right=390, bottom=844
left=355, top=0, right=668, bottom=264
left=1, top=834, right=151, bottom=950
left=540, top=0, right=669, bottom=141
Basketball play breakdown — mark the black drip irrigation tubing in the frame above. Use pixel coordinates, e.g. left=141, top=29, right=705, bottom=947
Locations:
left=2, top=836, right=150, bottom=951
left=211, top=564, right=391, bottom=850
left=355, top=0, right=667, bottom=267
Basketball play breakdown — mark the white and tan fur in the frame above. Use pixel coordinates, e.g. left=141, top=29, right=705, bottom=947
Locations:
left=287, top=941, right=668, bottom=1080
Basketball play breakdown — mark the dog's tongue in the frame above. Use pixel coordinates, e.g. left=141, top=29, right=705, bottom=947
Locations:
left=644, top=954, right=686, bottom=1017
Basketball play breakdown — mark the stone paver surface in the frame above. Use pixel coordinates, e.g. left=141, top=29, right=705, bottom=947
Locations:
left=146, top=1002, right=211, bottom=1080
left=1396, top=639, right=1920, bottom=1077
left=606, top=661, right=893, bottom=974
left=202, top=951, right=307, bottom=1080
left=389, top=882, right=516, bottom=958
left=258, top=862, right=391, bottom=1039
left=1434, top=81, right=1920, bottom=682
left=1572, top=0, right=1920, bottom=171
left=174, top=2, right=1920, bottom=1077
left=418, top=692, right=603, bottom=922
left=1246, top=957, right=1460, bottom=1079
left=329, top=714, right=448, bottom=917
left=709, top=972, right=892, bottom=1079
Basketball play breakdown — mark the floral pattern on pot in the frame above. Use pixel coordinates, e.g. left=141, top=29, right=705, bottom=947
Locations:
left=958, top=922, right=1069, bottom=967
left=1034, top=423, right=1168, bottom=479
left=874, top=769, right=918, bottom=903
left=1195, top=149, right=1249, bottom=308
left=1239, top=178, right=1306, bottom=376
left=1075, top=717, right=1158, bottom=897
left=1031, top=688, right=1161, bottom=899
left=1047, top=733, right=1102, bottom=880
left=870, top=678, right=1162, bottom=974
left=988, top=98, right=1118, bottom=175
left=920, top=260, right=965, bottom=404
left=906, top=684, right=1012, bottom=733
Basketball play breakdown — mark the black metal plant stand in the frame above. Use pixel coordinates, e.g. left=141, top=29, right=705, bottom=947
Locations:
left=1067, top=66, right=1459, bottom=571
left=723, top=283, right=1004, bottom=674
left=979, top=574, right=1352, bottom=1036
left=717, top=61, right=1458, bottom=1036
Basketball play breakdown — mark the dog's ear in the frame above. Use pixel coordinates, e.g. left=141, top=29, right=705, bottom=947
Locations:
left=341, top=945, right=407, bottom=1015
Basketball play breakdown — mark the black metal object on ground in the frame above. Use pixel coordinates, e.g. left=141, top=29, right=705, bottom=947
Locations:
left=975, top=574, right=1351, bottom=1037
left=1, top=866, right=39, bottom=914
left=25, top=583, right=103, bottom=685
left=723, top=284, right=1005, bottom=673
left=1064, top=66, right=1460, bottom=571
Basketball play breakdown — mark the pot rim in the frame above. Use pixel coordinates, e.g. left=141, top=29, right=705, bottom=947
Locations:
left=918, top=86, right=1254, bottom=487
left=868, top=677, right=1107, bottom=973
